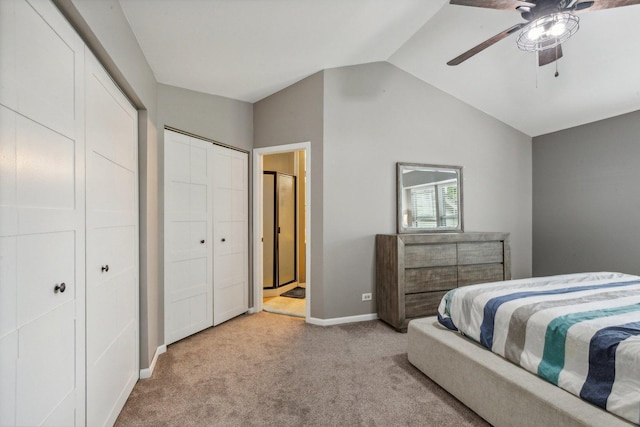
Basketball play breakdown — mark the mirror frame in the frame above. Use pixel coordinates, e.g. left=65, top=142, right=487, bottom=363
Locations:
left=396, top=162, right=464, bottom=234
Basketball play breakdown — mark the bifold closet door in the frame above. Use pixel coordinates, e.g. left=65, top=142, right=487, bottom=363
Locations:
left=85, top=53, right=139, bottom=426
left=0, top=1, right=86, bottom=425
left=164, top=130, right=213, bottom=344
left=212, top=145, right=248, bottom=325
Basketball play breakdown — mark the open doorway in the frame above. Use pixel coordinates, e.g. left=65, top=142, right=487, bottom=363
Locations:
left=253, top=142, right=311, bottom=321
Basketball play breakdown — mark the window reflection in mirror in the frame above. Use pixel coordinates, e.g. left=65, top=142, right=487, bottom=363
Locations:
left=397, top=163, right=463, bottom=233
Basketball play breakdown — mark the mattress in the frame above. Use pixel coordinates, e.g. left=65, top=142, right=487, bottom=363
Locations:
left=437, top=272, right=640, bottom=425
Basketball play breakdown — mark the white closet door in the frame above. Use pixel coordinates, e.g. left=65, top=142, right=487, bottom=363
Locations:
left=85, top=53, right=139, bottom=427
left=213, top=145, right=248, bottom=325
left=0, top=1, right=85, bottom=425
left=164, top=130, right=213, bottom=344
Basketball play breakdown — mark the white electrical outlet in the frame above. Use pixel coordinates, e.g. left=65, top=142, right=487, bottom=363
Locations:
left=362, top=293, right=372, bottom=301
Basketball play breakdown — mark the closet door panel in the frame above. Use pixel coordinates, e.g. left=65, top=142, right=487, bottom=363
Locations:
left=169, top=294, right=208, bottom=334
left=16, top=304, right=75, bottom=427
left=16, top=232, right=75, bottom=327
left=0, top=1, right=85, bottom=425
left=231, top=157, right=244, bottom=189
left=13, top=0, right=76, bottom=138
left=215, top=221, right=232, bottom=256
left=89, top=152, right=136, bottom=214
left=85, top=52, right=138, bottom=427
left=214, top=152, right=232, bottom=188
left=190, top=183, right=208, bottom=213
left=40, top=393, right=75, bottom=427
left=0, top=332, right=17, bottom=427
left=190, top=140, right=208, bottom=181
left=15, top=116, right=75, bottom=210
left=15, top=114, right=78, bottom=236
left=87, top=227, right=136, bottom=356
left=172, top=221, right=191, bottom=252
left=170, top=182, right=191, bottom=213
left=213, top=147, right=248, bottom=326
left=164, top=131, right=213, bottom=344
left=167, top=256, right=207, bottom=293
left=87, top=318, right=136, bottom=427
left=215, top=188, right=233, bottom=221
left=165, top=133, right=190, bottom=182
left=0, top=237, right=17, bottom=337
left=0, top=107, right=17, bottom=236
left=86, top=76, right=136, bottom=171
left=0, top=0, right=17, bottom=110
left=231, top=190, right=244, bottom=221
left=230, top=222, right=245, bottom=254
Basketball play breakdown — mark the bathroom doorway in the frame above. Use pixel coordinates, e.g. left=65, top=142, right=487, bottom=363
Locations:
left=253, top=143, right=310, bottom=320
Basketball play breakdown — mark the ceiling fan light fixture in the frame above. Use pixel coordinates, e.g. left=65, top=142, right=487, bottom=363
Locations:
left=516, top=12, right=579, bottom=52
left=526, top=26, right=545, bottom=40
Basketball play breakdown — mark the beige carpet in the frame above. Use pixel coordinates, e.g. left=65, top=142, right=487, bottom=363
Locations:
left=262, top=296, right=306, bottom=318
left=115, top=312, right=489, bottom=427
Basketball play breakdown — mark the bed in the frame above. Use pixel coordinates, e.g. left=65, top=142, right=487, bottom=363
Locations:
left=407, top=272, right=640, bottom=427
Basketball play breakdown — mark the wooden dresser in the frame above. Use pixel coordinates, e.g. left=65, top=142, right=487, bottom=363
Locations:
left=376, top=232, right=511, bottom=332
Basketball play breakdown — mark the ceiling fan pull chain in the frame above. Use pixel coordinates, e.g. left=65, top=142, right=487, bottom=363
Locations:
left=555, top=44, right=560, bottom=77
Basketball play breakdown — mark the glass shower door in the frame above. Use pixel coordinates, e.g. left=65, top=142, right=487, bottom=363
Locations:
left=277, top=174, right=296, bottom=286
left=262, top=172, right=275, bottom=288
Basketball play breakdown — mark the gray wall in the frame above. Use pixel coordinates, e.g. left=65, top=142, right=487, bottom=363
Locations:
left=157, top=84, right=253, bottom=342
left=533, top=110, right=640, bottom=276
left=255, top=63, right=532, bottom=320
left=323, top=62, right=533, bottom=319
left=157, top=84, right=253, bottom=152
left=254, top=71, right=324, bottom=318
left=56, top=0, right=161, bottom=369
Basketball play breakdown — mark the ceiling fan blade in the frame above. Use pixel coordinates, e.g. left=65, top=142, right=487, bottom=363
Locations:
left=449, top=0, right=535, bottom=11
left=575, top=0, right=640, bottom=11
left=538, top=44, right=563, bottom=66
left=447, top=23, right=526, bottom=66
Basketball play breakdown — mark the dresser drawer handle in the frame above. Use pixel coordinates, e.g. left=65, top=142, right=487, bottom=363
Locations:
left=54, top=283, right=66, bottom=293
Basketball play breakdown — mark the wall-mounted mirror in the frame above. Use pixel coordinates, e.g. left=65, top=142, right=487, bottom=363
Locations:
left=397, top=163, right=463, bottom=233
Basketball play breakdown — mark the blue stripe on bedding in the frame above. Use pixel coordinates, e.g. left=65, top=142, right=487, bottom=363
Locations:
left=479, top=280, right=640, bottom=349
left=437, top=312, right=458, bottom=331
left=580, top=321, right=640, bottom=409
left=537, top=304, right=640, bottom=384
left=438, top=289, right=459, bottom=331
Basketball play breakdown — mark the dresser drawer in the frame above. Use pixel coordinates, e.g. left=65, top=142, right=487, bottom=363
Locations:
left=376, top=232, right=510, bottom=332
left=458, top=263, right=504, bottom=286
left=405, top=291, right=448, bottom=318
left=457, top=242, right=503, bottom=265
left=405, top=244, right=456, bottom=268
left=405, top=266, right=457, bottom=294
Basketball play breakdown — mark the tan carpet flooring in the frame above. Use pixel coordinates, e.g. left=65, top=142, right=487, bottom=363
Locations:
left=115, top=312, right=488, bottom=427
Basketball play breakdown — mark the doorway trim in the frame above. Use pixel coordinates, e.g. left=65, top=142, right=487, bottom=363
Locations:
left=252, top=142, right=311, bottom=322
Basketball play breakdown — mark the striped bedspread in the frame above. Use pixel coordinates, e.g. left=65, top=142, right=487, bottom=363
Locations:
left=437, top=272, right=640, bottom=425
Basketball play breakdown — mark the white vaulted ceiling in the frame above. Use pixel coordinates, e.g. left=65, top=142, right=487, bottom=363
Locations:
left=119, top=0, right=640, bottom=136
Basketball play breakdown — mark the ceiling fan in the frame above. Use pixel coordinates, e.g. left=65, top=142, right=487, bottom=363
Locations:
left=448, top=0, right=640, bottom=67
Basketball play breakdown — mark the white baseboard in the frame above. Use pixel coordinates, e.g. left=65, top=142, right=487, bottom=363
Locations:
left=308, top=313, right=378, bottom=326
left=139, top=344, right=167, bottom=379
